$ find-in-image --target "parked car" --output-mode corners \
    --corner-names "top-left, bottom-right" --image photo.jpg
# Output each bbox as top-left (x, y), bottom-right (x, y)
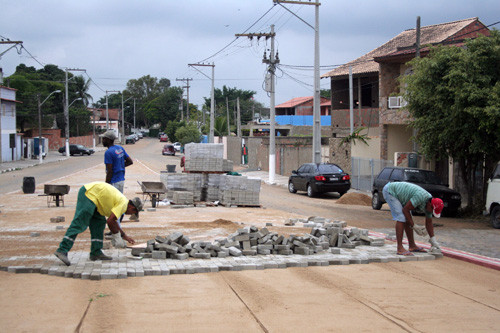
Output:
top-left (485, 161), bottom-right (500, 228)
top-left (288, 163), bottom-right (351, 198)
top-left (162, 144), bottom-right (176, 156)
top-left (58, 144), bottom-right (94, 156)
top-left (371, 166), bottom-right (461, 216)
top-left (125, 135), bottom-right (136, 144)
top-left (173, 142), bottom-right (181, 152)
top-left (160, 134), bottom-right (169, 142)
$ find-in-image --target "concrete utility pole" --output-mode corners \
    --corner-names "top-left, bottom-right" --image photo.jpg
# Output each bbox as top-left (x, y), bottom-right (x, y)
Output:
top-left (274, 0), bottom-right (321, 163)
top-left (236, 97), bottom-right (241, 137)
top-left (0, 40), bottom-right (23, 61)
top-left (226, 97), bottom-right (231, 136)
top-left (176, 78), bottom-right (192, 121)
top-left (121, 94), bottom-right (133, 144)
top-left (188, 63), bottom-right (215, 143)
top-left (349, 66), bottom-right (354, 134)
top-left (237, 25), bottom-right (278, 183)
top-left (105, 90), bottom-right (119, 130)
top-left (64, 68), bottom-right (85, 157)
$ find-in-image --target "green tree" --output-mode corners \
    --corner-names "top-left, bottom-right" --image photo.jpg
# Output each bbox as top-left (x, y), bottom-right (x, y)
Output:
top-left (175, 123), bottom-right (201, 145)
top-left (8, 64), bottom-right (65, 132)
top-left (165, 120), bottom-right (185, 143)
top-left (214, 116), bottom-right (228, 138)
top-left (403, 30), bottom-right (500, 213)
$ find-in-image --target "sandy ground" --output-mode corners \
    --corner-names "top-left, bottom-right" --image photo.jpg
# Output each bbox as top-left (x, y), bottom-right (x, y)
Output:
top-left (1, 139), bottom-right (499, 332)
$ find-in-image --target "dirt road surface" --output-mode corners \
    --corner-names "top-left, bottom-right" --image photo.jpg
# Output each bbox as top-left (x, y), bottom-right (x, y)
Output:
top-left (0, 138), bottom-right (499, 332)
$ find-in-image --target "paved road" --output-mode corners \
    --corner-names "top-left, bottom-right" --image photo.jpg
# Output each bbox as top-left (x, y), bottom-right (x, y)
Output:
top-left (1, 138), bottom-right (499, 260)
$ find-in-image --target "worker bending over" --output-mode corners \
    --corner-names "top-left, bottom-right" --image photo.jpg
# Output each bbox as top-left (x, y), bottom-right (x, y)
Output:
top-left (382, 181), bottom-right (444, 256)
top-left (54, 181), bottom-right (143, 266)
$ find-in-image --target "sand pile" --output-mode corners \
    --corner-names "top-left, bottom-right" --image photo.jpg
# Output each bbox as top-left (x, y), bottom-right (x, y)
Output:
top-left (336, 192), bottom-right (372, 206)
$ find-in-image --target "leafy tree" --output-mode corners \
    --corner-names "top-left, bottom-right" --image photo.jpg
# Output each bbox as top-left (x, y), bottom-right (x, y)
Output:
top-left (143, 86), bottom-right (184, 129)
top-left (8, 64), bottom-right (65, 132)
top-left (203, 85), bottom-right (265, 126)
top-left (165, 120), bottom-right (185, 143)
top-left (320, 89), bottom-right (331, 99)
top-left (175, 123), bottom-right (201, 145)
top-left (402, 30), bottom-right (500, 213)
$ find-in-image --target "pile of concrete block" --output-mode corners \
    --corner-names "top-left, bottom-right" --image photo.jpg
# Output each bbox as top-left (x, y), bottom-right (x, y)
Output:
top-left (184, 143), bottom-right (233, 172)
top-left (206, 174), bottom-right (222, 202)
top-left (161, 173), bottom-right (204, 202)
top-left (130, 218), bottom-right (385, 260)
top-left (170, 191), bottom-right (194, 205)
top-left (218, 175), bottom-right (260, 206)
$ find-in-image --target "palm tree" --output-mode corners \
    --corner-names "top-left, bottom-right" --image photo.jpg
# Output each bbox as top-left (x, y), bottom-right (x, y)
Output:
top-left (214, 116), bottom-right (228, 138)
top-left (73, 76), bottom-right (93, 106)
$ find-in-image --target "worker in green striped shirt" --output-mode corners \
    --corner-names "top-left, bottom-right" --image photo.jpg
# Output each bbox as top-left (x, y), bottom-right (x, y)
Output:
top-left (383, 182), bottom-right (444, 256)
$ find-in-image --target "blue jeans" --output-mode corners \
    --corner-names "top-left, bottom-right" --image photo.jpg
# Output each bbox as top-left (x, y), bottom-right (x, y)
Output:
top-left (383, 183), bottom-right (406, 222)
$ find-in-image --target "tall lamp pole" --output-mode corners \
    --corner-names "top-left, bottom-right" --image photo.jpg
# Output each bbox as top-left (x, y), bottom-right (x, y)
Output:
top-left (64, 68), bottom-right (85, 157)
top-left (38, 90), bottom-right (61, 164)
top-left (121, 94), bottom-right (133, 144)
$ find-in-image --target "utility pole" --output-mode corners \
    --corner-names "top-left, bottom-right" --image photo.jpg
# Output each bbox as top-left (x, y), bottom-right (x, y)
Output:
top-left (226, 97), bottom-right (231, 136)
top-left (105, 90), bottom-right (119, 130)
top-left (176, 78), bottom-right (192, 121)
top-left (0, 40), bottom-right (23, 63)
top-left (274, 0), bottom-right (321, 163)
top-left (188, 63), bottom-right (216, 143)
top-left (237, 25), bottom-right (278, 183)
top-left (64, 68), bottom-right (85, 157)
top-left (236, 97), bottom-right (241, 137)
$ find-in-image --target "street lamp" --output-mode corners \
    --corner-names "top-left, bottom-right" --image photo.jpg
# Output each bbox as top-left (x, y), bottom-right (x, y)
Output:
top-left (37, 90), bottom-right (61, 164)
top-left (64, 97), bottom-right (83, 157)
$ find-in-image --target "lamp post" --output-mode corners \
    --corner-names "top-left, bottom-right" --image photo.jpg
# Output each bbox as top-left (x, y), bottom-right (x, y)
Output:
top-left (37, 90), bottom-right (61, 164)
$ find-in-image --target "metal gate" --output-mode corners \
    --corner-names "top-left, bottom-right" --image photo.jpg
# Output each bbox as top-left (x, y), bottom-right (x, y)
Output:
top-left (351, 157), bottom-right (393, 192)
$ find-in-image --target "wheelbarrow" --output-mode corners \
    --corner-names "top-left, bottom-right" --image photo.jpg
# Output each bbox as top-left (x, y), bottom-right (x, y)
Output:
top-left (137, 181), bottom-right (166, 208)
top-left (40, 184), bottom-right (70, 207)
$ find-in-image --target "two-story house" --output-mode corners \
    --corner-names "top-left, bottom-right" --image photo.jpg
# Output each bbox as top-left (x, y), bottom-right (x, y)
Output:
top-left (0, 84), bottom-right (23, 162)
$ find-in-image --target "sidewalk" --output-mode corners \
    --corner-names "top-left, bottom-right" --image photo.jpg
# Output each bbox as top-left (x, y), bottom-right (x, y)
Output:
top-left (0, 147), bottom-right (106, 174)
top-left (0, 152), bottom-right (68, 174)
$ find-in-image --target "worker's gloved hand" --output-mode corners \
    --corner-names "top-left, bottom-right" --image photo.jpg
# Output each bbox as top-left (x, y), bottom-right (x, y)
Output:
top-left (412, 224), bottom-right (428, 237)
top-left (111, 233), bottom-right (126, 248)
top-left (429, 236), bottom-right (440, 249)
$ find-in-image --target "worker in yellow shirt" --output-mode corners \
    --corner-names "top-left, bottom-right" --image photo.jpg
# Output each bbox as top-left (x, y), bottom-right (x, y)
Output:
top-left (54, 182), bottom-right (143, 266)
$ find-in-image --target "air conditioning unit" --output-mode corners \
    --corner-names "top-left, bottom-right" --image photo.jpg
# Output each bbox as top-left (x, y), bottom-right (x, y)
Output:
top-left (388, 96), bottom-right (407, 109)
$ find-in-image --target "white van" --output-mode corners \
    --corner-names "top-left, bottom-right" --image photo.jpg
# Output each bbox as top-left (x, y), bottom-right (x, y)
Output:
top-left (485, 162), bottom-right (500, 228)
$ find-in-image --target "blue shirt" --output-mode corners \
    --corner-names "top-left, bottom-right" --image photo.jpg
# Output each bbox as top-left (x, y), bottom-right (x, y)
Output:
top-left (104, 145), bottom-right (129, 184)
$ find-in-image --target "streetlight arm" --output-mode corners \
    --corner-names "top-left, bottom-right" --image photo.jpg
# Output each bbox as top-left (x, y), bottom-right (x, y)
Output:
top-left (41, 90), bottom-right (61, 106)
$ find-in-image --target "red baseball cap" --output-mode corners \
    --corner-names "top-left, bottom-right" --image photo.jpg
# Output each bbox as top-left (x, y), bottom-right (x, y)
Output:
top-left (431, 198), bottom-right (444, 218)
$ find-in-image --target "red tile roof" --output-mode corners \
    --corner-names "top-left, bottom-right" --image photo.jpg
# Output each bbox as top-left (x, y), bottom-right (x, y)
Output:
top-left (322, 17), bottom-right (485, 79)
top-left (276, 96), bottom-right (313, 108)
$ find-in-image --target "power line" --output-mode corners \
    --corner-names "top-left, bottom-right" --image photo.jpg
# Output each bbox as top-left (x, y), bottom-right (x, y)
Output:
top-left (196, 4), bottom-right (278, 63)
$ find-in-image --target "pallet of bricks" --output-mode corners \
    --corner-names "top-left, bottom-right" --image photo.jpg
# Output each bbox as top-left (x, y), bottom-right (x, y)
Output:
top-left (160, 143), bottom-right (260, 206)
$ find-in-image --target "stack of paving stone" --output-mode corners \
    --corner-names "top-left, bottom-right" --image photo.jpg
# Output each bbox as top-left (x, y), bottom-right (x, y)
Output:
top-left (206, 174), bottom-right (222, 202)
top-left (184, 143), bottom-right (233, 172)
top-left (218, 175), bottom-right (260, 206)
top-left (130, 219), bottom-right (385, 260)
top-left (160, 173), bottom-right (204, 203)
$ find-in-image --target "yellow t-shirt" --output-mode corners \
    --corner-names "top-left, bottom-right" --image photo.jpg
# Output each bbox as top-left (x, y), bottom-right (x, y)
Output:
top-left (84, 182), bottom-right (128, 218)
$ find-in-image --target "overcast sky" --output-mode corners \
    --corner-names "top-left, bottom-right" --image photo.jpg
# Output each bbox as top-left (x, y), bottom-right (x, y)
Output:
top-left (1, 0), bottom-right (499, 109)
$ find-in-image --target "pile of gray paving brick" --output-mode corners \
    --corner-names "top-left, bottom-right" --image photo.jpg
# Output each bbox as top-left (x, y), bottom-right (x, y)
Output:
top-left (159, 143), bottom-right (260, 206)
top-left (184, 143), bottom-right (233, 172)
top-left (131, 217), bottom-right (385, 260)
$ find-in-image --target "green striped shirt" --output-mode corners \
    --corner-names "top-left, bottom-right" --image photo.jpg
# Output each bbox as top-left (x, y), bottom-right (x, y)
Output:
top-left (387, 182), bottom-right (432, 217)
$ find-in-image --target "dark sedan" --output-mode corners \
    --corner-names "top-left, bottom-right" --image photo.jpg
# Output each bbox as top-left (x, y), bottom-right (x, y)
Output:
top-left (288, 163), bottom-right (351, 197)
top-left (58, 144), bottom-right (94, 156)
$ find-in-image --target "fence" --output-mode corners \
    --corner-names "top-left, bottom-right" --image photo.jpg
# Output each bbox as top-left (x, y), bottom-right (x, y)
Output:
top-left (350, 157), bottom-right (393, 192)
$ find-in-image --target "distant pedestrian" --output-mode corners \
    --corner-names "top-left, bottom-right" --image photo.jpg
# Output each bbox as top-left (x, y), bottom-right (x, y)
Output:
top-left (101, 130), bottom-right (134, 224)
top-left (242, 144), bottom-right (248, 165)
top-left (54, 181), bottom-right (143, 266)
top-left (383, 182), bottom-right (444, 255)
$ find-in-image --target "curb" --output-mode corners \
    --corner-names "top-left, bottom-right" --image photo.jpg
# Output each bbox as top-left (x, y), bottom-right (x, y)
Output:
top-left (369, 230), bottom-right (500, 271)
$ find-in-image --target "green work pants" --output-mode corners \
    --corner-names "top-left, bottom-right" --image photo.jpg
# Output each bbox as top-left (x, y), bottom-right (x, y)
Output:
top-left (57, 186), bottom-right (107, 256)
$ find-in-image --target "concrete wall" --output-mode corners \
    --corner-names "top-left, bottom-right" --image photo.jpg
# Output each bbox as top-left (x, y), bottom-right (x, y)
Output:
top-left (226, 136), bottom-right (242, 165)
top-left (329, 138), bottom-right (351, 173)
top-left (247, 136), bottom-right (313, 176)
top-left (350, 127), bottom-right (381, 159)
